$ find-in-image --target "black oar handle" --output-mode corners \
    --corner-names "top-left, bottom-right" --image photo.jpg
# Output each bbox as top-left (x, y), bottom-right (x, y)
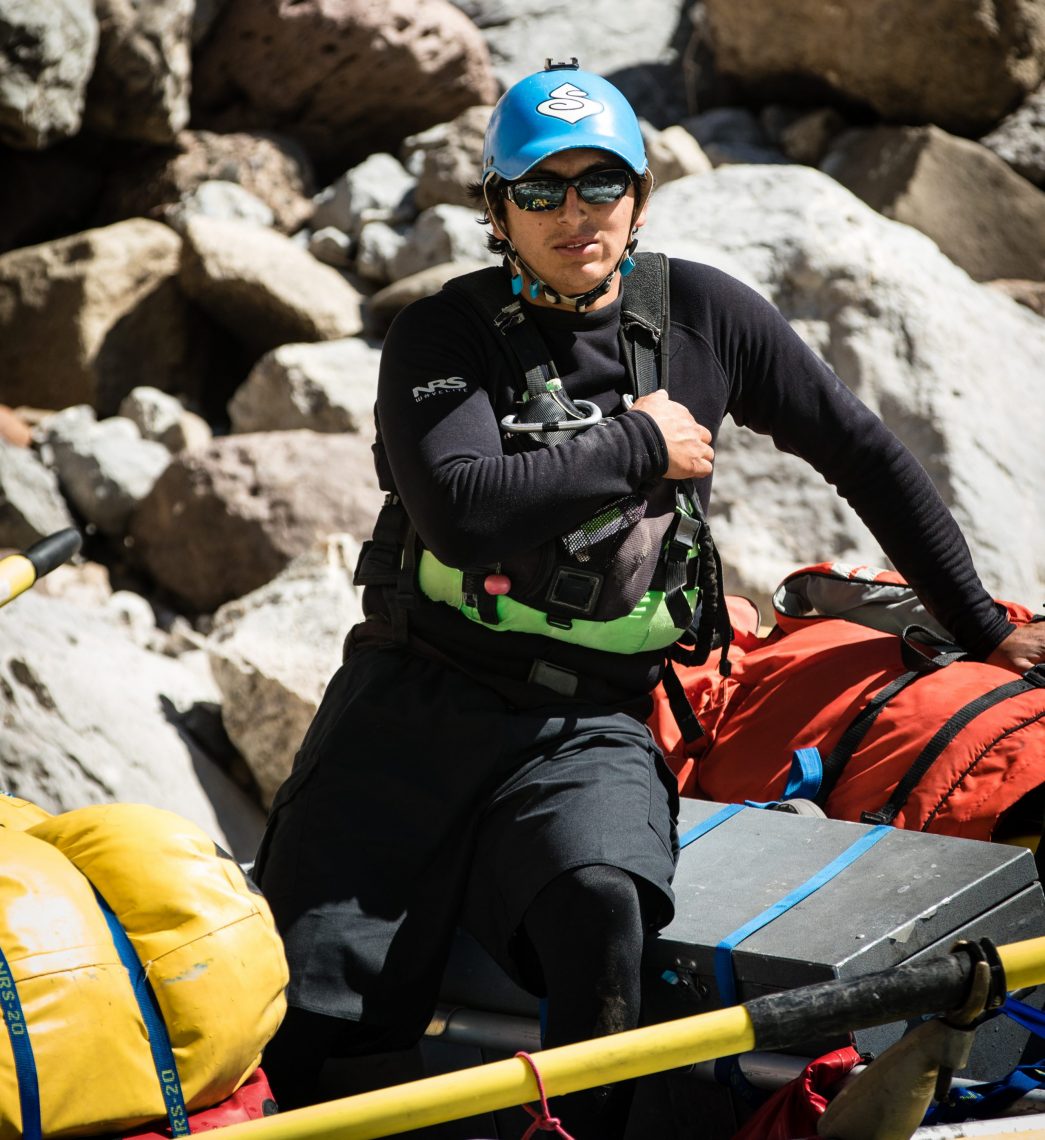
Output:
top-left (23, 528), bottom-right (83, 579)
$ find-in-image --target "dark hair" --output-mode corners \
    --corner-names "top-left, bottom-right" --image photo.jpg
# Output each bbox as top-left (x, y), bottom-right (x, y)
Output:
top-left (467, 176), bottom-right (510, 256)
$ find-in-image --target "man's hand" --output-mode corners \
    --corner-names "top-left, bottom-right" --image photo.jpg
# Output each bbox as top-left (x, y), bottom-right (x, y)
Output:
top-left (987, 623), bottom-right (1045, 673)
top-left (630, 390), bottom-right (715, 481)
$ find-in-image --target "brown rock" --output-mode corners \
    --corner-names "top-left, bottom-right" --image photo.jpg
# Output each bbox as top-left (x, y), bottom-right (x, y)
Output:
top-left (96, 129), bottom-right (315, 235)
top-left (704, 0), bottom-right (1045, 136)
top-left (84, 0), bottom-right (193, 144)
top-left (822, 125), bottom-right (1045, 282)
top-left (0, 219), bottom-right (204, 415)
top-left (130, 430), bottom-right (382, 612)
top-left (178, 215), bottom-right (365, 354)
top-left (403, 104), bottom-right (493, 210)
top-left (191, 0), bottom-right (498, 168)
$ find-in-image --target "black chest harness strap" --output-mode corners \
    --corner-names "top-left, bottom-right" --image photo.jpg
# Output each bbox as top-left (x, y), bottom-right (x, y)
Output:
top-left (356, 255), bottom-right (732, 740)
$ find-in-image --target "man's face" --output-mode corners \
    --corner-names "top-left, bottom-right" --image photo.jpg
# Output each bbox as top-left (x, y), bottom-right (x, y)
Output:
top-left (492, 147), bottom-right (648, 312)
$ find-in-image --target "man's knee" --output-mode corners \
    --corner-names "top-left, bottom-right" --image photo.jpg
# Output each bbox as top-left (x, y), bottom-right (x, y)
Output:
top-left (526, 864), bottom-right (646, 951)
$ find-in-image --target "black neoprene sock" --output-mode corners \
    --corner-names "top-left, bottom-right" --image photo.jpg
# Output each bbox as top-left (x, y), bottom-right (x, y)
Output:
top-left (520, 863), bottom-right (649, 1140)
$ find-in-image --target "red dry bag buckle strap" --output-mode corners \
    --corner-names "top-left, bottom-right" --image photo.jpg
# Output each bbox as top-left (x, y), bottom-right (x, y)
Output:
top-left (515, 1051), bottom-right (576, 1139)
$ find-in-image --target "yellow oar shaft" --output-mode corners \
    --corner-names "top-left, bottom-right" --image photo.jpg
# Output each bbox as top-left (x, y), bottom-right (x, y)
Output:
top-left (209, 934), bottom-right (1045, 1140)
top-left (211, 1005), bottom-right (755, 1140)
top-left (0, 553), bottom-right (36, 609)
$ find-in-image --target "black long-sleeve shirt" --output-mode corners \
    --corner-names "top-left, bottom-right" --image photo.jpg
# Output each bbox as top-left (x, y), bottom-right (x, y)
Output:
top-left (365, 258), bottom-right (1011, 701)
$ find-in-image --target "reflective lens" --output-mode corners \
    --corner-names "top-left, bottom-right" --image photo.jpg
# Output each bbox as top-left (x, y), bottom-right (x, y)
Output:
top-left (507, 169), bottom-right (632, 212)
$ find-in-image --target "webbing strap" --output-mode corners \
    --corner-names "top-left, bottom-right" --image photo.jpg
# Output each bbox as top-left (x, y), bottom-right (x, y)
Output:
top-left (714, 826), bottom-right (891, 1006)
top-left (0, 944), bottom-right (41, 1140)
top-left (862, 663), bottom-right (1045, 826)
top-left (94, 889), bottom-right (191, 1136)
top-left (679, 803), bottom-right (745, 849)
top-left (814, 641), bottom-right (964, 807)
top-left (746, 747), bottom-right (824, 808)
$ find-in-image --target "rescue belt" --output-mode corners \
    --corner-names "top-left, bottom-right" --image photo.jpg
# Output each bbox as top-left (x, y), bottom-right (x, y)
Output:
top-left (354, 253), bottom-right (732, 712)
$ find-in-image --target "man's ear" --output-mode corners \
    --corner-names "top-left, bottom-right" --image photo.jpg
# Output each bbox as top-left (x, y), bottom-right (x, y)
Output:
top-left (490, 207), bottom-right (510, 243)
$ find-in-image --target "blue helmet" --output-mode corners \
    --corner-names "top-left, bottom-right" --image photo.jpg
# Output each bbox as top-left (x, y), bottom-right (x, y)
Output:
top-left (483, 60), bottom-right (648, 183)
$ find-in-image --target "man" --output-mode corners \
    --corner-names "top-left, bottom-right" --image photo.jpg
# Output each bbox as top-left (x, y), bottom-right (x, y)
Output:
top-left (255, 61), bottom-right (1044, 1135)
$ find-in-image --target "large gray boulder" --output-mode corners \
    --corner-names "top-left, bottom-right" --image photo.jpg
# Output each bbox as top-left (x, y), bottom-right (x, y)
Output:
top-left (229, 338), bottom-right (383, 435)
top-left (0, 592), bottom-right (264, 861)
top-left (0, 0), bottom-right (99, 149)
top-left (191, 0), bottom-right (499, 167)
top-left (129, 430), bottom-right (382, 612)
top-left (641, 164), bottom-right (1045, 612)
top-left (0, 220), bottom-right (198, 416)
top-left (178, 216), bottom-right (365, 355)
top-left (454, 0), bottom-right (685, 95)
top-left (822, 125), bottom-right (1045, 283)
top-left (206, 541), bottom-right (364, 805)
top-left (703, 0), bottom-right (1045, 137)
top-left (35, 407), bottom-right (171, 538)
top-left (0, 440), bottom-right (75, 550)
top-left (84, 0), bottom-right (194, 144)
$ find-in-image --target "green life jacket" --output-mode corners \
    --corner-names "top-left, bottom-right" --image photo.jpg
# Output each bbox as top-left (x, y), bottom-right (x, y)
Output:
top-left (354, 254), bottom-right (732, 733)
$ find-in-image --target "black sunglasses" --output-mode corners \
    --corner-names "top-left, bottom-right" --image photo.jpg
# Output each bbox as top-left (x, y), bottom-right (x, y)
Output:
top-left (505, 168), bottom-right (633, 212)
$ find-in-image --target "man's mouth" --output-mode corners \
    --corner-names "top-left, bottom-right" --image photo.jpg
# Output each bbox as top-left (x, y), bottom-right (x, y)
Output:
top-left (556, 237), bottom-right (598, 252)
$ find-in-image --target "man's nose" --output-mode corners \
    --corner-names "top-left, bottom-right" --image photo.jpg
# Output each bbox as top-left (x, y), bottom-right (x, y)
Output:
top-left (557, 185), bottom-right (587, 220)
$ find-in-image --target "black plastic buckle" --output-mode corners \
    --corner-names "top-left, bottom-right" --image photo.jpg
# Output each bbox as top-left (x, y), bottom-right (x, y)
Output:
top-left (546, 567), bottom-right (603, 615)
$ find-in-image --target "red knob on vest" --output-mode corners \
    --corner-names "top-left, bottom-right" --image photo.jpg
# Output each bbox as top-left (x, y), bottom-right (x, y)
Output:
top-left (484, 574), bottom-right (511, 595)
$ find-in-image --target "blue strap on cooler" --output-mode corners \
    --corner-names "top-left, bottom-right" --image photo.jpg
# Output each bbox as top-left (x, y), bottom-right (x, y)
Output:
top-left (94, 889), bottom-right (191, 1136)
top-left (679, 802), bottom-right (746, 849)
top-left (0, 944), bottom-right (42, 1140)
top-left (714, 824), bottom-right (891, 1005)
top-left (745, 747), bottom-right (824, 808)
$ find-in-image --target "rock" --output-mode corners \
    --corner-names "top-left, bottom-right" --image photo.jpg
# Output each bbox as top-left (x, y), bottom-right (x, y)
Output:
top-left (987, 279), bottom-right (1045, 318)
top-left (312, 153), bottom-right (416, 240)
top-left (117, 387), bottom-right (213, 453)
top-left (641, 163), bottom-right (1045, 612)
top-left (703, 0), bottom-right (1045, 137)
top-left (389, 204), bottom-right (498, 281)
top-left (681, 107), bottom-right (787, 167)
top-left (355, 221), bottom-right (411, 285)
top-left (164, 180), bottom-right (276, 233)
top-left (129, 430), bottom-right (382, 612)
top-left (0, 591), bottom-right (264, 860)
top-left (228, 338), bottom-right (382, 434)
top-left (0, 219), bottom-right (200, 416)
top-left (205, 538), bottom-right (364, 804)
top-left (642, 123), bottom-right (713, 185)
top-left (401, 104), bottom-right (492, 210)
top-left (981, 84), bottom-right (1045, 188)
top-left (0, 439), bottom-right (75, 550)
top-left (97, 129), bottom-right (316, 235)
top-left (35, 406), bottom-right (171, 538)
top-left (308, 226), bottom-right (353, 268)
top-left (0, 0), bottom-right (99, 149)
top-left (779, 107), bottom-right (848, 166)
top-left (178, 215), bottom-right (365, 355)
top-left (367, 258), bottom-right (491, 329)
top-left (191, 0), bottom-right (498, 168)
top-left (454, 0), bottom-right (685, 111)
top-left (84, 0), bottom-right (193, 144)
top-left (28, 558), bottom-right (111, 608)
top-left (822, 125), bottom-right (1045, 283)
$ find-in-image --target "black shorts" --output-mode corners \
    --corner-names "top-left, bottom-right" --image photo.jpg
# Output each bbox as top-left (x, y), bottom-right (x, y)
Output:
top-left (254, 644), bottom-right (678, 1046)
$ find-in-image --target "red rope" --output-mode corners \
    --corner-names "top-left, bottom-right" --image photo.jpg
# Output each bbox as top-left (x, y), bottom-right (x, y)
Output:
top-left (515, 1051), bottom-right (576, 1139)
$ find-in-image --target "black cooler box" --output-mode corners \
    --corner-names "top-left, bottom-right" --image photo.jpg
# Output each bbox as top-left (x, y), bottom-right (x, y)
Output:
top-left (437, 799), bottom-right (1045, 1082)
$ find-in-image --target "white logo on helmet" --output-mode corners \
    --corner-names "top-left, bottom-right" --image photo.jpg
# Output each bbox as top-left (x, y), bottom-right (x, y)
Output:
top-left (536, 84), bottom-right (604, 124)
